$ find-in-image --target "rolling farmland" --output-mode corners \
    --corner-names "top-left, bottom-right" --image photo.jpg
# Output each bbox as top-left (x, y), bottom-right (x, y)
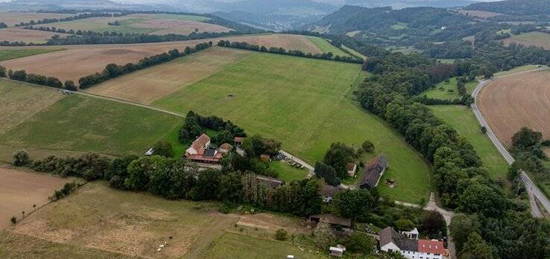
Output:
top-left (478, 70), bottom-right (550, 146)
top-left (503, 32), bottom-right (550, 50)
top-left (0, 12), bottom-right (71, 26)
top-left (0, 34), bottom-right (334, 82)
top-left (0, 28), bottom-right (66, 43)
top-left (152, 50), bottom-right (431, 203)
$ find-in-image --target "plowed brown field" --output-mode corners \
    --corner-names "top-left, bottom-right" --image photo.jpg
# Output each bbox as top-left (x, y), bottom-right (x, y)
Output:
top-left (0, 28), bottom-right (65, 43)
top-left (0, 34), bottom-right (323, 82)
top-left (0, 167), bottom-right (72, 229)
top-left (478, 70), bottom-right (550, 146)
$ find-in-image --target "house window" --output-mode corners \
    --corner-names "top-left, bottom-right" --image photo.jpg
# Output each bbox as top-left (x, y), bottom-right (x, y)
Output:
top-left (388, 249), bottom-right (393, 252)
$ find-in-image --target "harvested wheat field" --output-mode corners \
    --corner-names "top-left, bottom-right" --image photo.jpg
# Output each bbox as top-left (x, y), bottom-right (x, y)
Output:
top-left (503, 32), bottom-right (550, 50)
top-left (0, 12), bottom-right (71, 26)
top-left (0, 34), bottom-right (324, 82)
top-left (0, 28), bottom-right (65, 43)
top-left (87, 47), bottom-right (250, 104)
top-left (46, 13), bottom-right (231, 35)
top-left (0, 167), bottom-right (72, 230)
top-left (478, 70), bottom-right (550, 146)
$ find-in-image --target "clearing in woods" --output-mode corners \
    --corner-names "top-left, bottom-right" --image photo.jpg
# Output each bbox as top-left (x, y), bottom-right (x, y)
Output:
top-left (0, 28), bottom-right (66, 43)
top-left (503, 32), bottom-right (550, 50)
top-left (0, 167), bottom-right (73, 230)
top-left (86, 47), bottom-right (251, 104)
top-left (45, 13), bottom-right (231, 35)
top-left (1, 182), bottom-right (320, 258)
top-left (0, 90), bottom-right (181, 157)
top-left (153, 50), bottom-right (431, 203)
top-left (422, 77), bottom-right (477, 100)
top-left (478, 70), bottom-right (550, 146)
top-left (430, 105), bottom-right (509, 180)
top-left (0, 34), bottom-right (328, 82)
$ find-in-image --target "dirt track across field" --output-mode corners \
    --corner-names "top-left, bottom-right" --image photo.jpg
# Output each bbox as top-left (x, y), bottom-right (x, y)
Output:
top-left (0, 34), bottom-right (323, 82)
top-left (0, 167), bottom-right (71, 230)
top-left (478, 70), bottom-right (550, 146)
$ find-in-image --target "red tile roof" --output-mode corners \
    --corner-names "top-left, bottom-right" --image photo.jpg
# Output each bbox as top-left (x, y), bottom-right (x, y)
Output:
top-left (417, 239), bottom-right (446, 255)
top-left (191, 134), bottom-right (210, 155)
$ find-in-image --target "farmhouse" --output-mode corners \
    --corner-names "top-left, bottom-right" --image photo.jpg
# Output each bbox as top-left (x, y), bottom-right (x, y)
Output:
top-left (360, 156), bottom-right (388, 189)
top-left (185, 134), bottom-right (231, 164)
top-left (379, 227), bottom-right (447, 259)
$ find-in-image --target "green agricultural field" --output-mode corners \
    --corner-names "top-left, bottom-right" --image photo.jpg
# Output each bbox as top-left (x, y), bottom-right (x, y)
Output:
top-left (270, 161), bottom-right (309, 182)
top-left (422, 77), bottom-right (477, 100)
top-left (504, 31), bottom-right (550, 50)
top-left (203, 232), bottom-right (326, 259)
top-left (494, 64), bottom-right (545, 77)
top-left (154, 51), bottom-right (431, 203)
top-left (0, 48), bottom-right (64, 61)
top-left (307, 36), bottom-right (351, 57)
top-left (0, 94), bottom-right (181, 156)
top-left (430, 105), bottom-right (509, 180)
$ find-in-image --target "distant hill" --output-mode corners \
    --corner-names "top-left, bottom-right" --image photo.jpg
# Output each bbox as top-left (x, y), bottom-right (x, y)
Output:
top-left (307, 5), bottom-right (472, 35)
top-left (344, 0), bottom-right (477, 9)
top-left (464, 0), bottom-right (550, 16)
top-left (0, 0), bottom-right (169, 11)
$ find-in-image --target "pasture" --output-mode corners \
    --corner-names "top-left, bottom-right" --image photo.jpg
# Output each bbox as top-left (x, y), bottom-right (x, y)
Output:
top-left (0, 93), bottom-right (181, 157)
top-left (0, 12), bottom-right (71, 26)
top-left (87, 47), bottom-right (251, 104)
top-left (0, 167), bottom-right (72, 230)
top-left (307, 36), bottom-right (350, 57)
top-left (0, 34), bottom-right (329, 82)
top-left (422, 77), bottom-right (476, 100)
top-left (478, 70), bottom-right (550, 146)
top-left (0, 28), bottom-right (64, 43)
top-left (2, 182), bottom-right (319, 258)
top-left (430, 105), bottom-right (509, 180)
top-left (503, 32), bottom-right (550, 50)
top-left (153, 50), bottom-right (431, 203)
top-left (46, 13), bottom-right (231, 35)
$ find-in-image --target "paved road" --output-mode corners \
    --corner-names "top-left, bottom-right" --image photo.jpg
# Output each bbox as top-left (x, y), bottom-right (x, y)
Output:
top-left (470, 70), bottom-right (550, 217)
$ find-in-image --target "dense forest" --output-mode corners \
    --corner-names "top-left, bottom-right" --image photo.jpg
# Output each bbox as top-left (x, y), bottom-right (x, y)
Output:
top-left (465, 0), bottom-right (550, 16)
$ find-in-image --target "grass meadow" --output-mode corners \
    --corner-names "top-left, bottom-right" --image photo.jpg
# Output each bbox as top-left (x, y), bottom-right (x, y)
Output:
top-left (307, 36), bottom-right (350, 57)
top-left (0, 94), bottom-right (181, 157)
top-left (154, 51), bottom-right (431, 203)
top-left (430, 105), bottom-right (509, 180)
top-left (1, 182), bottom-right (320, 258)
top-left (0, 48), bottom-right (64, 61)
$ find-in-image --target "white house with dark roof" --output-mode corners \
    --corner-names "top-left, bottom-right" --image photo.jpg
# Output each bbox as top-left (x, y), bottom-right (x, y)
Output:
top-left (379, 227), bottom-right (447, 259)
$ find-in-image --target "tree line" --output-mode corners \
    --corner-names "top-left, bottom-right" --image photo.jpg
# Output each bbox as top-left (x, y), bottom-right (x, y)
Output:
top-left (79, 42), bottom-right (212, 89)
top-left (217, 40), bottom-right (363, 64)
top-left (358, 46), bottom-right (550, 258)
top-left (179, 111), bottom-right (246, 145)
top-left (0, 65), bottom-right (74, 90)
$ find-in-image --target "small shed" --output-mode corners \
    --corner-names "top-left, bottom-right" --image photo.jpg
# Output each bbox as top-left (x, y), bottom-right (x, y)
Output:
top-left (145, 148), bottom-right (154, 156)
top-left (234, 136), bottom-right (245, 146)
top-left (329, 245), bottom-right (346, 257)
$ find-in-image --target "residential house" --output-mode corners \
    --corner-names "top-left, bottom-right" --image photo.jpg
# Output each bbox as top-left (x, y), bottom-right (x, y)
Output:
top-left (185, 134), bottom-right (227, 164)
top-left (359, 155), bottom-right (388, 189)
top-left (379, 227), bottom-right (447, 259)
top-left (319, 184), bottom-right (344, 203)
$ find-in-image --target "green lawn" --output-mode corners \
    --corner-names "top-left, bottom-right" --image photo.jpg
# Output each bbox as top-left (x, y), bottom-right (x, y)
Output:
top-left (430, 105), bottom-right (509, 180)
top-left (0, 94), bottom-right (181, 156)
top-left (0, 48), bottom-right (64, 61)
top-left (270, 161), bottom-right (309, 182)
top-left (422, 77), bottom-right (477, 100)
top-left (307, 36), bottom-right (351, 57)
top-left (203, 232), bottom-right (325, 259)
top-left (154, 51), bottom-right (431, 203)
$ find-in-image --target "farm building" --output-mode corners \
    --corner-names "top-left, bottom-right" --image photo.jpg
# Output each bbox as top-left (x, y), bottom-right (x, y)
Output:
top-left (379, 227), bottom-right (447, 259)
top-left (185, 134), bottom-right (231, 164)
top-left (359, 156), bottom-right (388, 189)
top-left (320, 184), bottom-right (345, 202)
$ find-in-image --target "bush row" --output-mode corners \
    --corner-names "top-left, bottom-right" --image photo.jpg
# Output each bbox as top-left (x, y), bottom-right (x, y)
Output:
top-left (0, 65), bottom-right (76, 90)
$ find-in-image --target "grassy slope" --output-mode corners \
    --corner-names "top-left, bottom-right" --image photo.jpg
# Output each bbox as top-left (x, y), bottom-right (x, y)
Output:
top-left (154, 52), bottom-right (431, 203)
top-left (0, 48), bottom-right (64, 62)
top-left (0, 231), bottom-right (132, 259)
top-left (494, 64), bottom-right (545, 77)
top-left (0, 94), bottom-right (181, 156)
top-left (505, 32), bottom-right (550, 50)
top-left (204, 232), bottom-right (326, 259)
top-left (422, 77), bottom-right (477, 100)
top-left (430, 105), bottom-right (509, 180)
top-left (307, 36), bottom-right (350, 57)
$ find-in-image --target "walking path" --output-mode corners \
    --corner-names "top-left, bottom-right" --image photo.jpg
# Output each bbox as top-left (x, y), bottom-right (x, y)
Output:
top-left (470, 68), bottom-right (550, 218)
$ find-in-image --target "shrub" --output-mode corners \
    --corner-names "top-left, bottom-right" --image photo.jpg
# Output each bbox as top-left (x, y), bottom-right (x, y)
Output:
top-left (275, 228), bottom-right (288, 241)
top-left (362, 140), bottom-right (375, 153)
top-left (12, 150), bottom-right (31, 166)
top-left (10, 216), bottom-right (16, 225)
